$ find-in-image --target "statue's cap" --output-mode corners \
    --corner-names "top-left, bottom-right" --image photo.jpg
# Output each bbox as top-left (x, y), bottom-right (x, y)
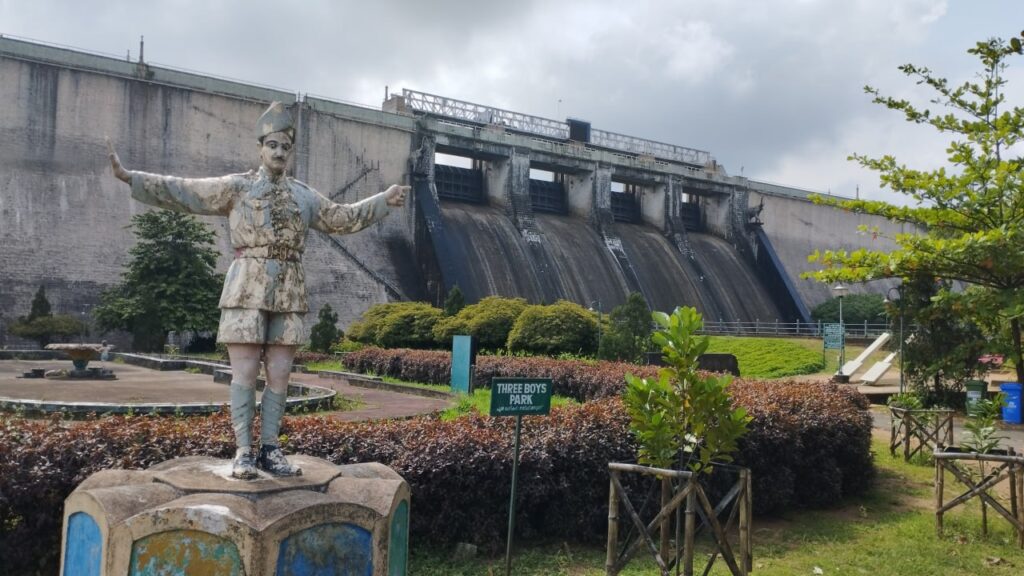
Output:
top-left (256, 101), bottom-right (294, 141)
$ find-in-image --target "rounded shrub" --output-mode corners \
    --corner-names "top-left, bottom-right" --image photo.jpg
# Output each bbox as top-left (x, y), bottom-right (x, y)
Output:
top-left (376, 302), bottom-right (444, 349)
top-left (347, 302), bottom-right (443, 349)
top-left (432, 296), bottom-right (527, 350)
top-left (506, 300), bottom-right (598, 356)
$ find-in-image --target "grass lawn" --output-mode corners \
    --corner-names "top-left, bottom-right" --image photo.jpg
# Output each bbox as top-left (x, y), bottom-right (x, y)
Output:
top-left (706, 336), bottom-right (826, 379)
top-left (408, 436), bottom-right (1024, 575)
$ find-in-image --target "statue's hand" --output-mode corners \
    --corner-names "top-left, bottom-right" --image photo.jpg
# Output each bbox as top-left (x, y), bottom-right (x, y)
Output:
top-left (384, 184), bottom-right (411, 207)
top-left (106, 138), bottom-right (130, 184)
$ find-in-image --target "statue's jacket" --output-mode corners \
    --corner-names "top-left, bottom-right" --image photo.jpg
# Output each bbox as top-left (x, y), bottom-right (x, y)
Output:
top-left (129, 166), bottom-right (391, 314)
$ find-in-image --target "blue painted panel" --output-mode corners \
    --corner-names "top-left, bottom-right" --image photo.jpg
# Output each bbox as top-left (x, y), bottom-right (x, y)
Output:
top-left (129, 530), bottom-right (242, 575)
top-left (64, 512), bottom-right (102, 576)
top-left (451, 335), bottom-right (473, 394)
top-left (276, 523), bottom-right (373, 576)
top-left (388, 500), bottom-right (409, 576)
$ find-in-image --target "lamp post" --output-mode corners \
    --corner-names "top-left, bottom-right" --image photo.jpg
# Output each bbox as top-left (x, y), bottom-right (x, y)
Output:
top-left (885, 285), bottom-right (905, 394)
top-left (588, 300), bottom-right (602, 352)
top-left (832, 283), bottom-right (849, 376)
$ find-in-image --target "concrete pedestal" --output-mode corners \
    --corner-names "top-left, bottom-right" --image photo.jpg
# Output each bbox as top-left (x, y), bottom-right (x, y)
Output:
top-left (59, 455), bottom-right (410, 575)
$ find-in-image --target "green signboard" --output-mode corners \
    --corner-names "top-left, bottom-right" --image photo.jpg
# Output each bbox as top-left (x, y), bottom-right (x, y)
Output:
top-left (490, 378), bottom-right (552, 417)
top-left (823, 323), bottom-right (844, 350)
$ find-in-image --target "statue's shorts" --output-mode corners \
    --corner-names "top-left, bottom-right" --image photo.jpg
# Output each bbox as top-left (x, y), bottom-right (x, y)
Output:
top-left (217, 308), bottom-right (305, 346)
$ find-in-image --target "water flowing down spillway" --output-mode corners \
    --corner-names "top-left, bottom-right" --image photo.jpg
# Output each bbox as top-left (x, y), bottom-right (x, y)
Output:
top-left (614, 223), bottom-right (783, 321)
top-left (435, 201), bottom-right (782, 321)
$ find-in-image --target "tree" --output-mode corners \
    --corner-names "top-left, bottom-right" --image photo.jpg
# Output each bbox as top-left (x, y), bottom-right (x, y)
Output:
top-left (94, 211), bottom-right (223, 352)
top-left (309, 304), bottom-right (341, 353)
top-left (811, 293), bottom-right (885, 325)
top-left (28, 286), bottom-right (51, 320)
top-left (897, 275), bottom-right (988, 407)
top-left (443, 285), bottom-right (466, 317)
top-left (598, 292), bottom-right (652, 363)
top-left (8, 285), bottom-right (84, 348)
top-left (808, 35), bottom-right (1024, 384)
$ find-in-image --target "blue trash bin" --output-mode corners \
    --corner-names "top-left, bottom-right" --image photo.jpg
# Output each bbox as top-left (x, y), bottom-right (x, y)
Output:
top-left (1000, 383), bottom-right (1022, 424)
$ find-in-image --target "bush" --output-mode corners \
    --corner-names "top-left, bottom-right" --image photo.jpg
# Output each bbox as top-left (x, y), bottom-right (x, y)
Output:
top-left (0, 378), bottom-right (872, 572)
top-left (9, 314), bottom-right (86, 348)
top-left (342, 346), bottom-right (653, 401)
top-left (730, 379), bottom-right (875, 511)
top-left (347, 302), bottom-right (444, 349)
top-left (506, 300), bottom-right (598, 356)
top-left (432, 296), bottom-right (528, 350)
top-left (376, 302), bottom-right (444, 349)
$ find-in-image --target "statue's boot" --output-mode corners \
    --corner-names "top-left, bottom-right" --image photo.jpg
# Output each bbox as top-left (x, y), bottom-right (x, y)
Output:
top-left (230, 382), bottom-right (258, 480)
top-left (258, 388), bottom-right (302, 476)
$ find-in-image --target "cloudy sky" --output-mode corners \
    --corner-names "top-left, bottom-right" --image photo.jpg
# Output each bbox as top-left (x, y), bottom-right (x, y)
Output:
top-left (2, 0), bottom-right (1021, 202)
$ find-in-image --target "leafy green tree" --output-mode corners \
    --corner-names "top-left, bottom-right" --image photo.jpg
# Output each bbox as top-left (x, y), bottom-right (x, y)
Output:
top-left (811, 293), bottom-right (885, 325)
top-left (95, 211), bottom-right (222, 352)
top-left (309, 304), bottom-right (341, 353)
top-left (808, 35), bottom-right (1024, 384)
top-left (898, 275), bottom-right (988, 407)
top-left (9, 285), bottom-right (84, 347)
top-left (506, 300), bottom-right (598, 356)
top-left (598, 292), bottom-right (652, 363)
top-left (443, 285), bottom-right (466, 317)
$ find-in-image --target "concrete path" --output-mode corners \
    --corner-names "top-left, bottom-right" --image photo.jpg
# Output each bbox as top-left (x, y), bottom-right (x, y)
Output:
top-left (871, 406), bottom-right (1024, 453)
top-left (288, 371), bottom-right (451, 422)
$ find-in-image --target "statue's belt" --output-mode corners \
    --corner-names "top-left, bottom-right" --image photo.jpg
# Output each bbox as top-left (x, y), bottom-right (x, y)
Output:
top-left (235, 246), bottom-right (302, 262)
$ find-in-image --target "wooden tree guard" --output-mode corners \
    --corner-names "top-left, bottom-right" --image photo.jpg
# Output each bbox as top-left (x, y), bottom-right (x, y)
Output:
top-left (606, 462), bottom-right (752, 576)
top-left (934, 446), bottom-right (1024, 548)
top-left (889, 406), bottom-right (954, 461)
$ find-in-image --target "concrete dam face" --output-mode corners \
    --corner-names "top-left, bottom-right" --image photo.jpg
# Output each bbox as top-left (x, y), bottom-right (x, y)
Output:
top-left (435, 198), bottom-right (781, 320)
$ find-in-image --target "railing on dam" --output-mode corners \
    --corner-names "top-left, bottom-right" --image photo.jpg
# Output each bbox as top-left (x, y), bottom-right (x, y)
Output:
top-left (698, 320), bottom-right (891, 339)
top-left (402, 89), bottom-right (711, 166)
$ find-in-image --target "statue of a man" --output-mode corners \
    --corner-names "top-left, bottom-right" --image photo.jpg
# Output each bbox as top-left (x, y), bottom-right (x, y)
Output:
top-left (107, 102), bottom-right (408, 479)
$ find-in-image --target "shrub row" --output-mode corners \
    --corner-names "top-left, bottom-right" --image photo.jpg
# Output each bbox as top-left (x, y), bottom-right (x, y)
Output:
top-left (347, 297), bottom-right (602, 355)
top-left (341, 346), bottom-right (657, 401)
top-left (0, 380), bottom-right (873, 573)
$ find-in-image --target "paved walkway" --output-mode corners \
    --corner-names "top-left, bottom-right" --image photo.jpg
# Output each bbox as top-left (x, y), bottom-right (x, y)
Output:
top-left (871, 406), bottom-right (1024, 452)
top-left (0, 360), bottom-right (451, 421)
top-left (288, 372), bottom-right (451, 421)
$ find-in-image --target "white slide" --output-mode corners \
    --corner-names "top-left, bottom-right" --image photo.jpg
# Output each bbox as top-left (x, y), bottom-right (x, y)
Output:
top-left (840, 332), bottom-right (891, 378)
top-left (860, 352), bottom-right (896, 385)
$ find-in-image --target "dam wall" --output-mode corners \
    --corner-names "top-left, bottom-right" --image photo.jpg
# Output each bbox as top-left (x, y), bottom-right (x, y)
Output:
top-left (748, 182), bottom-right (906, 310)
top-left (0, 37), bottom-right (417, 347)
top-left (1, 36), bottom-right (909, 347)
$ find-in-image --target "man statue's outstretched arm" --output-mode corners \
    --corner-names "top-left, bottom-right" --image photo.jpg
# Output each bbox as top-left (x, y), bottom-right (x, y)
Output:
top-left (312, 184), bottom-right (409, 235)
top-left (107, 138), bottom-right (238, 216)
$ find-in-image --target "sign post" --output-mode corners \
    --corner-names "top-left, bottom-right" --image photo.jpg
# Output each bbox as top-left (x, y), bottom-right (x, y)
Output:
top-left (490, 377), bottom-right (552, 576)
top-left (451, 335), bottom-right (474, 394)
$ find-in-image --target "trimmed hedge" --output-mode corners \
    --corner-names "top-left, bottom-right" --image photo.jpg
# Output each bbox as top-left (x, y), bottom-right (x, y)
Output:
top-left (342, 346), bottom-right (654, 401)
top-left (0, 384), bottom-right (873, 573)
